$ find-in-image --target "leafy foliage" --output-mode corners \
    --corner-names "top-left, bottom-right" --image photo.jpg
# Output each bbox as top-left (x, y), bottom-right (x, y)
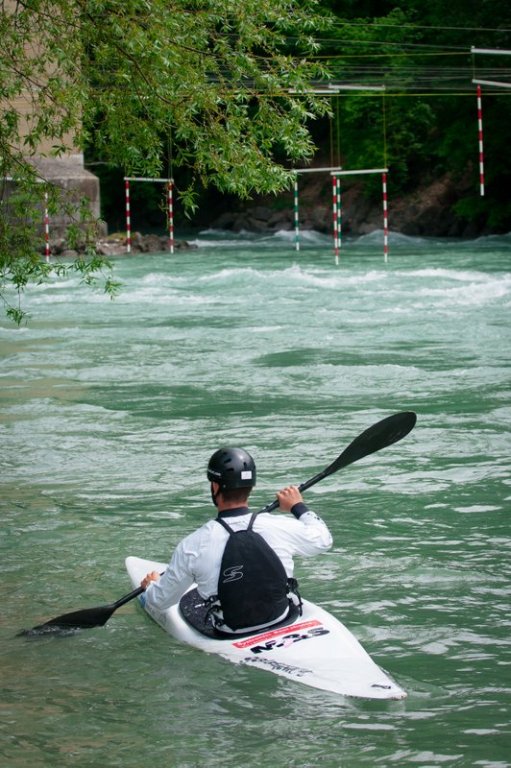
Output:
top-left (318, 1), bottom-right (511, 219)
top-left (1, 0), bottom-right (333, 322)
top-left (82, 0), bottom-right (335, 191)
top-left (1, 0), bottom-right (511, 324)
top-left (0, 168), bottom-right (120, 324)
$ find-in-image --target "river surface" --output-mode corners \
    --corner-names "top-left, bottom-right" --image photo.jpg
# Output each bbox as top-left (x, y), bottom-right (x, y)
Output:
top-left (1, 231), bottom-right (510, 767)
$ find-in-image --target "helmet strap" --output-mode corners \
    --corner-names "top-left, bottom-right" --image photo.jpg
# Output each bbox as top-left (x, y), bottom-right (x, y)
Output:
top-left (210, 482), bottom-right (220, 507)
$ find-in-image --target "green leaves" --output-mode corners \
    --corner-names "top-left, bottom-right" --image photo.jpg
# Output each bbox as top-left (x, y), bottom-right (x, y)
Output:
top-left (83, 0), bottom-right (332, 180)
top-left (3, 0), bottom-right (333, 189)
top-left (1, 0), bottom-right (334, 322)
top-left (0, 178), bottom-right (118, 326)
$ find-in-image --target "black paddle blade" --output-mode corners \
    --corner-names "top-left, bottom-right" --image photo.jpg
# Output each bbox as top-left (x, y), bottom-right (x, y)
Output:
top-left (299, 411), bottom-right (417, 494)
top-left (18, 604), bottom-right (117, 637)
top-left (328, 410), bottom-right (417, 474)
top-left (19, 583), bottom-right (147, 636)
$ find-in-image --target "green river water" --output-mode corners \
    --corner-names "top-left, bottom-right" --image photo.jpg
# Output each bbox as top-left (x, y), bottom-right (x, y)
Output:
top-left (1, 231), bottom-right (510, 767)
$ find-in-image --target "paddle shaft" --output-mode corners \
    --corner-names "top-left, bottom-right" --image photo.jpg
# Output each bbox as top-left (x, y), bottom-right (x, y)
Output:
top-left (113, 585), bottom-right (145, 609)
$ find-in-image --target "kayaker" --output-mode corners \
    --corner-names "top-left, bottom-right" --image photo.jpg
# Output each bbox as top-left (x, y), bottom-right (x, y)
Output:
top-left (141, 447), bottom-right (332, 634)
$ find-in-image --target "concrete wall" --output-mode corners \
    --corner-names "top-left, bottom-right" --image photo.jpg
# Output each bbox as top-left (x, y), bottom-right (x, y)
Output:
top-left (4, 1), bottom-right (103, 236)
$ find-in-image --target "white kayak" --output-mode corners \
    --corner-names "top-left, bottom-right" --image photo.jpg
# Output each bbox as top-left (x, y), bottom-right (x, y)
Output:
top-left (126, 556), bottom-right (406, 700)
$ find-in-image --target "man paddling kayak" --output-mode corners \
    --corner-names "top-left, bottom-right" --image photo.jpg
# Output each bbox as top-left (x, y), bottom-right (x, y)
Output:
top-left (141, 447), bottom-right (332, 634)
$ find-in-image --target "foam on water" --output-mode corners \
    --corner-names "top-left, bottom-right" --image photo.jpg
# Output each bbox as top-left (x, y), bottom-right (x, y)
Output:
top-left (1, 233), bottom-right (510, 768)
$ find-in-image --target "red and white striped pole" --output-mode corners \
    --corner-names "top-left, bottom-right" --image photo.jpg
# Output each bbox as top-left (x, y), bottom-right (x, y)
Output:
top-left (125, 179), bottom-right (131, 253)
top-left (476, 85), bottom-right (485, 197)
top-left (337, 176), bottom-right (342, 263)
top-left (382, 172), bottom-right (389, 263)
top-left (332, 175), bottom-right (339, 264)
top-left (43, 191), bottom-right (50, 262)
top-left (293, 177), bottom-right (300, 252)
top-left (167, 179), bottom-right (174, 254)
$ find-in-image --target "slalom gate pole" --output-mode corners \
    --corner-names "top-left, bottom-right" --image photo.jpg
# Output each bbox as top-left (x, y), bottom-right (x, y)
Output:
top-left (168, 180), bottom-right (174, 254)
top-left (332, 175), bottom-right (339, 264)
top-left (293, 177), bottom-right (300, 252)
top-left (43, 192), bottom-right (50, 262)
top-left (125, 179), bottom-right (131, 253)
top-left (476, 85), bottom-right (485, 197)
top-left (382, 172), bottom-right (389, 263)
top-left (337, 176), bottom-right (342, 264)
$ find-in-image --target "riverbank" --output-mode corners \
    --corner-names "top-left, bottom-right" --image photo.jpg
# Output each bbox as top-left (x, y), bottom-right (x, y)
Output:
top-left (43, 231), bottom-right (197, 258)
top-left (208, 169), bottom-right (484, 239)
top-left (41, 167), bottom-right (500, 257)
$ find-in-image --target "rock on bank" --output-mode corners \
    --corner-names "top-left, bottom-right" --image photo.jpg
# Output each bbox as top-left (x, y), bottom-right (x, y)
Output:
top-left (44, 232), bottom-right (196, 258)
top-left (208, 171), bottom-right (484, 239)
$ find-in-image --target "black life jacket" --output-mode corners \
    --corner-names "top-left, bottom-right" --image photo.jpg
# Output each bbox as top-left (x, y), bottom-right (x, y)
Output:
top-left (215, 511), bottom-right (290, 631)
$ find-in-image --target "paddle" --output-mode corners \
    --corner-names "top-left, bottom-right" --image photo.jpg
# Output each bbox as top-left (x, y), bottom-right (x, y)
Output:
top-left (259, 410), bottom-right (417, 514)
top-left (22, 410), bottom-right (416, 635)
top-left (20, 581), bottom-right (160, 635)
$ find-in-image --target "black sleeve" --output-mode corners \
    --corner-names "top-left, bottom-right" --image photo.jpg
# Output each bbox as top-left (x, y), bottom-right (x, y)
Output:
top-left (290, 502), bottom-right (309, 519)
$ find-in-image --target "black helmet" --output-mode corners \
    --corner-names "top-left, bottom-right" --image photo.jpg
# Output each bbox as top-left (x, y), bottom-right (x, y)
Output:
top-left (207, 447), bottom-right (256, 490)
